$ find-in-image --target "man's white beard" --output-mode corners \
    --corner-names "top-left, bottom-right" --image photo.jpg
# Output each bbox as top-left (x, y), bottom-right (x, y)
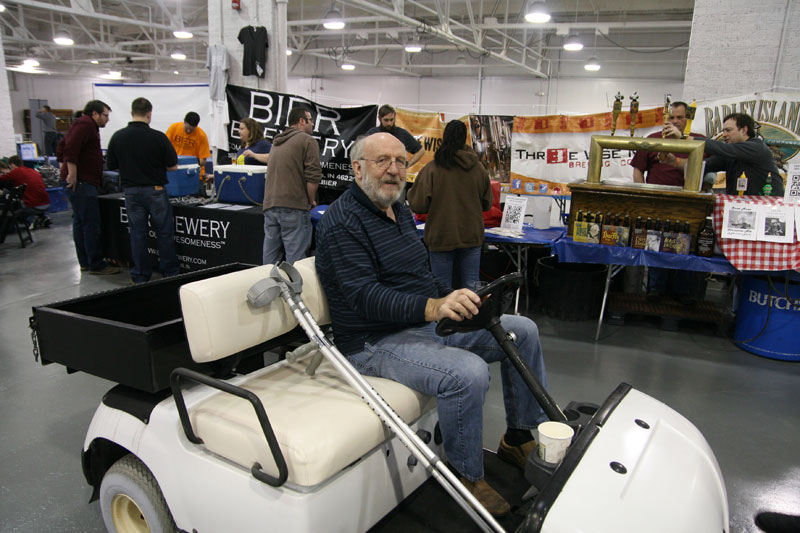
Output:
top-left (359, 168), bottom-right (403, 209)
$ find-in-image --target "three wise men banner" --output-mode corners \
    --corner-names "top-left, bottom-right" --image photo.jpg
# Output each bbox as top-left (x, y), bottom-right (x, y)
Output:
top-left (509, 107), bottom-right (664, 196)
top-left (693, 91), bottom-right (800, 177)
top-left (394, 108), bottom-right (445, 182)
top-left (225, 84), bottom-right (377, 198)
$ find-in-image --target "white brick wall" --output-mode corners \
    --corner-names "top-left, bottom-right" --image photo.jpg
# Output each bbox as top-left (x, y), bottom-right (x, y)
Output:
top-left (0, 35), bottom-right (20, 155)
top-left (684, 0), bottom-right (797, 100)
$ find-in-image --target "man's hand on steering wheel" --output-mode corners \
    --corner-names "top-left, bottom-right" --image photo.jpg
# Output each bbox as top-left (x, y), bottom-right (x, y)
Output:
top-left (425, 289), bottom-right (481, 322)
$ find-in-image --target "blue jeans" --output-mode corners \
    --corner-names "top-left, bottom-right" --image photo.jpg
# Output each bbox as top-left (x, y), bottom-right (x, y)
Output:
top-left (429, 246), bottom-right (482, 289)
top-left (346, 315), bottom-right (548, 481)
top-left (123, 186), bottom-right (180, 283)
top-left (262, 207), bottom-right (312, 265)
top-left (65, 181), bottom-right (106, 271)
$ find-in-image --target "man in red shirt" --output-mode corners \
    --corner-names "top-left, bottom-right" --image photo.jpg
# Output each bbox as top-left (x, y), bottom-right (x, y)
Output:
top-left (60, 100), bottom-right (119, 274)
top-left (2, 155), bottom-right (51, 228)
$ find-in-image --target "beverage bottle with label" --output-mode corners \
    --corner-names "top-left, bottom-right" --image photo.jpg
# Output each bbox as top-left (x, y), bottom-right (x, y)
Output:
top-left (696, 216), bottom-right (715, 257)
top-left (761, 172), bottom-right (774, 196)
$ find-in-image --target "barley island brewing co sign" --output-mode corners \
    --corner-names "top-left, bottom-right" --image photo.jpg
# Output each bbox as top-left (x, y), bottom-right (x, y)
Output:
top-left (226, 85), bottom-right (378, 199)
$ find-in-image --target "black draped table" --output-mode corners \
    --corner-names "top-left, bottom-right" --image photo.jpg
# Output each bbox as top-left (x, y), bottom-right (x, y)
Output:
top-left (99, 194), bottom-right (264, 272)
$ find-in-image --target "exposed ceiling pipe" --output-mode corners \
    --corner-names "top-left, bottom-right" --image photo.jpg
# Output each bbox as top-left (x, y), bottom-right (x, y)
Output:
top-left (338, 0), bottom-right (547, 77)
top-left (2, 0), bottom-right (208, 35)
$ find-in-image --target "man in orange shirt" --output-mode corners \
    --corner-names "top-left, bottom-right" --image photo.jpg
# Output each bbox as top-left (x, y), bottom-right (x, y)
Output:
top-left (165, 112), bottom-right (211, 181)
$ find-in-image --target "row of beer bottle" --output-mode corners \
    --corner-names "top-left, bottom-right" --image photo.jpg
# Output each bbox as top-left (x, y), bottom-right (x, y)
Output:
top-left (573, 210), bottom-right (706, 254)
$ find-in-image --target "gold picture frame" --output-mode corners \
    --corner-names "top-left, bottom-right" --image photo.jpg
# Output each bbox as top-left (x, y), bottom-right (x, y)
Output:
top-left (586, 135), bottom-right (706, 191)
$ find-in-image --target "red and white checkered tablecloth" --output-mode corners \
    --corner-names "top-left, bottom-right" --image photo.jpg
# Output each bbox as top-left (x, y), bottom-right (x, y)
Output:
top-left (712, 194), bottom-right (799, 271)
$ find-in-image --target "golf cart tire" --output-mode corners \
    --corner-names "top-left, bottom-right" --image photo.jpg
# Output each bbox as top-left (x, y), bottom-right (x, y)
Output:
top-left (100, 454), bottom-right (176, 533)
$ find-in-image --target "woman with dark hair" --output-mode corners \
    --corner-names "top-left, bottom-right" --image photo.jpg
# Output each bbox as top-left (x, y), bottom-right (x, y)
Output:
top-left (235, 117), bottom-right (271, 165)
top-left (407, 119), bottom-right (493, 289)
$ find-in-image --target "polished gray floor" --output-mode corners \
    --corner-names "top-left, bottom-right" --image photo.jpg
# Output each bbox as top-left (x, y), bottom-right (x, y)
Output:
top-left (1, 212), bottom-right (799, 532)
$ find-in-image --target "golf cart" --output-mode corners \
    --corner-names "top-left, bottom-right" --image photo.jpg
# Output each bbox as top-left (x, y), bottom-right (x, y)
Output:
top-left (29, 258), bottom-right (729, 532)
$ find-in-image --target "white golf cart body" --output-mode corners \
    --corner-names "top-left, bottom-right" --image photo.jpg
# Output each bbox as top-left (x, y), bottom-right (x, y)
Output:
top-left (32, 257), bottom-right (728, 532)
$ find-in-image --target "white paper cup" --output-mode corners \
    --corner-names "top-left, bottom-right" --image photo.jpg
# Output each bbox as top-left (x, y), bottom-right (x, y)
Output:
top-left (537, 421), bottom-right (574, 464)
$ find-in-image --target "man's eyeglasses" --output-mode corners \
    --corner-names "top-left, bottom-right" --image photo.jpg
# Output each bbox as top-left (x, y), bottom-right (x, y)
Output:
top-left (363, 157), bottom-right (408, 170)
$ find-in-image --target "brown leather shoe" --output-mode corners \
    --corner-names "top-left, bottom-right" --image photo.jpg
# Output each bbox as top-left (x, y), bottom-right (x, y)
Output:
top-left (497, 435), bottom-right (536, 470)
top-left (89, 265), bottom-right (121, 275)
top-left (460, 477), bottom-right (510, 517)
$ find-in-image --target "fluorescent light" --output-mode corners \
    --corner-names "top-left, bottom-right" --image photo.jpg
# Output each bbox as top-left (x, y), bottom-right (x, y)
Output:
top-left (404, 44), bottom-right (422, 53)
top-left (173, 29), bottom-right (193, 39)
top-left (323, 7), bottom-right (345, 30)
top-left (524, 1), bottom-right (551, 23)
top-left (23, 58), bottom-right (40, 67)
top-left (90, 60), bottom-right (99, 64)
top-left (171, 50), bottom-right (187, 60)
top-left (286, 49), bottom-right (293, 56)
top-left (584, 56), bottom-right (601, 71)
top-left (108, 70), bottom-right (121, 77)
top-left (53, 31), bottom-right (74, 46)
top-left (563, 35), bottom-right (583, 51)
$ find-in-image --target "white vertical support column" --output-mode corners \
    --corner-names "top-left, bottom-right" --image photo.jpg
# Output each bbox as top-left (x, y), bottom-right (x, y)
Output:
top-left (274, 0), bottom-right (288, 93)
top-left (206, 0), bottom-right (279, 90)
top-left (0, 35), bottom-right (18, 155)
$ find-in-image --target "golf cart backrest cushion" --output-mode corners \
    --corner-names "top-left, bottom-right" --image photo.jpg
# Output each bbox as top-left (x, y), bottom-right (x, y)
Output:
top-left (180, 257), bottom-right (329, 363)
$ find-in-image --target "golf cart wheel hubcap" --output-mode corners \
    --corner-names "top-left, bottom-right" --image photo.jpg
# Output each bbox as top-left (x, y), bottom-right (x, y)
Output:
top-left (111, 493), bottom-right (150, 532)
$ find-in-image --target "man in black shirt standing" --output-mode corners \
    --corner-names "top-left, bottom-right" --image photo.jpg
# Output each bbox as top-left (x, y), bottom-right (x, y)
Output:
top-left (106, 97), bottom-right (179, 284)
top-left (367, 105), bottom-right (425, 168)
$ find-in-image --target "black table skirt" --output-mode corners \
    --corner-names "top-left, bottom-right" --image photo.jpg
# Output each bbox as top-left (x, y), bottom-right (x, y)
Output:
top-left (99, 194), bottom-right (264, 272)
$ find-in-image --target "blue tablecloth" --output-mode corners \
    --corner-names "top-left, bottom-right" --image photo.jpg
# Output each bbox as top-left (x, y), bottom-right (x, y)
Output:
top-left (483, 225), bottom-right (566, 246)
top-left (554, 237), bottom-right (737, 274)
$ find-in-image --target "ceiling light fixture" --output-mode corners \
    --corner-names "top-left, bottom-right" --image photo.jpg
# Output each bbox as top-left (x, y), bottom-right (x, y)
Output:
top-left (584, 56), bottom-right (601, 71)
top-left (174, 70), bottom-right (180, 75)
top-left (90, 60), bottom-right (99, 64)
top-left (563, 34), bottom-right (583, 51)
top-left (524, 1), bottom-right (551, 24)
top-left (53, 31), bottom-right (74, 46)
top-left (171, 50), bottom-right (187, 60)
top-left (108, 70), bottom-right (122, 79)
top-left (173, 29), bottom-right (193, 39)
top-left (286, 49), bottom-right (293, 56)
top-left (23, 58), bottom-right (39, 67)
top-left (0, 4), bottom-right (6, 12)
top-left (455, 55), bottom-right (467, 65)
top-left (405, 43), bottom-right (422, 53)
top-left (323, 7), bottom-right (345, 30)
top-left (341, 56), bottom-right (355, 70)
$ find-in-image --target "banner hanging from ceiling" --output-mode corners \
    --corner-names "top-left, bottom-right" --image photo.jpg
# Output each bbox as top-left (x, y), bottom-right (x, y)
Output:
top-left (225, 84), bottom-right (377, 200)
top-left (469, 114), bottom-right (515, 184)
top-left (693, 91), bottom-right (800, 174)
top-left (509, 107), bottom-right (664, 195)
top-left (394, 108), bottom-right (445, 182)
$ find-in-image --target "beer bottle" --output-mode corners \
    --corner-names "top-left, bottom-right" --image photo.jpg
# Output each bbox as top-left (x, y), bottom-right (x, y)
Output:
top-left (696, 216), bottom-right (715, 257)
top-left (761, 172), bottom-right (773, 196)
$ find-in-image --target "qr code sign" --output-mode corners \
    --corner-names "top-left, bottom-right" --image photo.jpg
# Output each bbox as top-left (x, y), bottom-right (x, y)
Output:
top-left (789, 174), bottom-right (800, 198)
top-left (504, 205), bottom-right (524, 225)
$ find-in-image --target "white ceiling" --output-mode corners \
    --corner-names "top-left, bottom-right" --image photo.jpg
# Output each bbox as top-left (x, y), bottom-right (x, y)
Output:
top-left (0, 0), bottom-right (695, 81)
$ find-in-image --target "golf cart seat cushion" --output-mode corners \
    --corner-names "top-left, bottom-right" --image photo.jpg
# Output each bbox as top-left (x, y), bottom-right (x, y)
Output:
top-left (180, 257), bottom-right (329, 363)
top-left (191, 354), bottom-right (434, 487)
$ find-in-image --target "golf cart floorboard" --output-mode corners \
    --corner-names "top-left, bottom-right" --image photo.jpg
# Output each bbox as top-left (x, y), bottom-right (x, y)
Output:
top-left (371, 449), bottom-right (528, 532)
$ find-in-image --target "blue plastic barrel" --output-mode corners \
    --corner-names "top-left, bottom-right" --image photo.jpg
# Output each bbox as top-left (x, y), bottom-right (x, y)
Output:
top-left (734, 274), bottom-right (800, 361)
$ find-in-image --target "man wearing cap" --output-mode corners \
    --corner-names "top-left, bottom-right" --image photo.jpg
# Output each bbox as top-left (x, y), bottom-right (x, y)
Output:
top-left (165, 111), bottom-right (211, 181)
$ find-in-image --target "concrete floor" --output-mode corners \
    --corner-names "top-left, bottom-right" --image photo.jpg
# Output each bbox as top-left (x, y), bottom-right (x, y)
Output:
top-left (1, 211), bottom-right (799, 532)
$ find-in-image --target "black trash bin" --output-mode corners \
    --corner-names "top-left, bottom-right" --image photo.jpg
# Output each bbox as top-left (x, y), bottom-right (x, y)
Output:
top-left (533, 255), bottom-right (608, 320)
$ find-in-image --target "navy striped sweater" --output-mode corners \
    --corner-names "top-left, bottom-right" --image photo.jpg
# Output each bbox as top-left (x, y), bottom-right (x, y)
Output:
top-left (315, 184), bottom-right (451, 355)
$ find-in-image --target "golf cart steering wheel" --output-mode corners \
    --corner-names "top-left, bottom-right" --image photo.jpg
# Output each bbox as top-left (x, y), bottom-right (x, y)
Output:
top-left (435, 272), bottom-right (524, 337)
